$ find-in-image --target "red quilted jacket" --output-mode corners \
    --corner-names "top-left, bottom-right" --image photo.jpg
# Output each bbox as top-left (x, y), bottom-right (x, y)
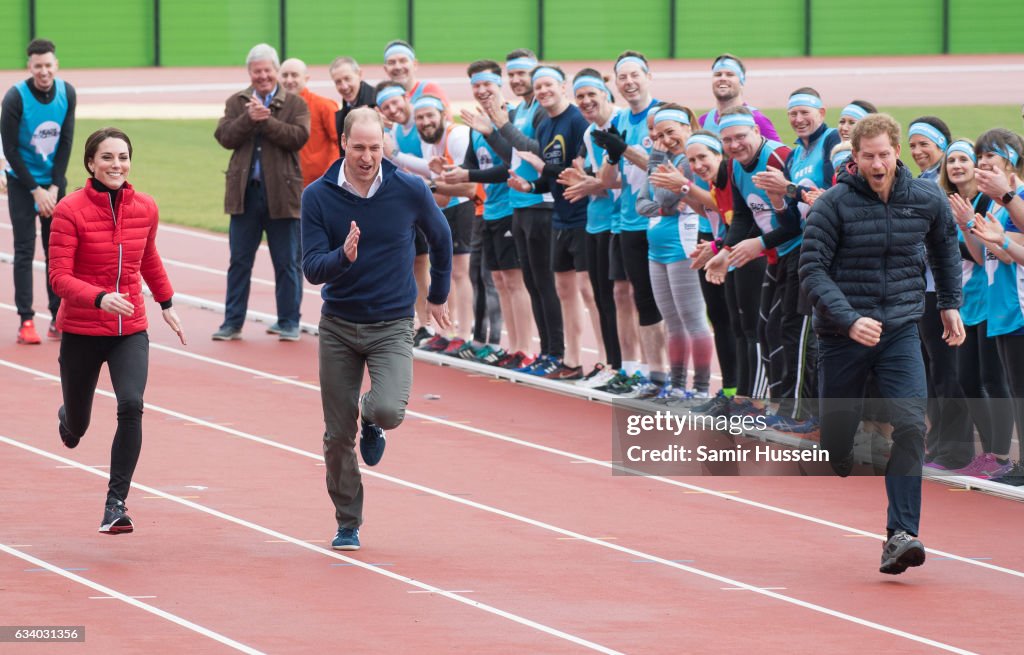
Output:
top-left (49, 180), bottom-right (174, 337)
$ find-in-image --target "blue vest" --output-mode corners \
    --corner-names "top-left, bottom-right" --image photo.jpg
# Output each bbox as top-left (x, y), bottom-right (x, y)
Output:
top-left (702, 104), bottom-right (762, 135)
top-left (616, 101), bottom-right (658, 232)
top-left (13, 79), bottom-right (68, 186)
top-left (985, 188), bottom-right (1024, 337)
top-left (788, 126), bottom-right (838, 219)
top-left (960, 194), bottom-right (990, 327)
top-left (392, 119), bottom-right (422, 157)
top-left (646, 153), bottom-right (699, 264)
top-left (693, 177), bottom-right (721, 237)
top-left (732, 140), bottom-right (802, 256)
top-left (508, 99), bottom-right (544, 209)
top-left (582, 122), bottom-right (618, 234)
top-left (470, 130), bottom-right (510, 220)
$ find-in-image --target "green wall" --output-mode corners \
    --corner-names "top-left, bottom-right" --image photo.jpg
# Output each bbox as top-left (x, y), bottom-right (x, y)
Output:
top-left (1, 0), bottom-right (1023, 70)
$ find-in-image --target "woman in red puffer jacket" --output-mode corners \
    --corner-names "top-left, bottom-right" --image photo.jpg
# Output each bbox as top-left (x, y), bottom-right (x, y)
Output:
top-left (48, 127), bottom-right (186, 535)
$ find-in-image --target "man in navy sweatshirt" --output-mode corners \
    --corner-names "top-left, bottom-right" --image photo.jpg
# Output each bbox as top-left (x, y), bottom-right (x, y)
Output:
top-left (301, 107), bottom-right (452, 551)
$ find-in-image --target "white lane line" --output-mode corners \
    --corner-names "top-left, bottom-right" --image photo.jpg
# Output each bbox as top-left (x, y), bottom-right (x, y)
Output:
top-left (0, 368), bottom-right (987, 655)
top-left (90, 595), bottom-right (158, 599)
top-left (0, 542), bottom-right (263, 654)
top-left (0, 434), bottom-right (622, 655)
top-left (0, 425), bottom-right (982, 655)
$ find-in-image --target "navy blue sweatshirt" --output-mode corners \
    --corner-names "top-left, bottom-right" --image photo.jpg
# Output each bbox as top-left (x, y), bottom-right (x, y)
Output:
top-left (532, 103), bottom-right (589, 229)
top-left (301, 158), bottom-right (452, 323)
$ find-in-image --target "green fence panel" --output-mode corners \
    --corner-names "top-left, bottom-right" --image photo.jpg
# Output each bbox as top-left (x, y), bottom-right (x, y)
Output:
top-left (413, 0), bottom-right (536, 62)
top-left (676, 0), bottom-right (804, 59)
top-left (285, 0), bottom-right (407, 66)
top-left (544, 0), bottom-right (670, 61)
top-left (0, 1), bottom-right (29, 69)
top-left (949, 0), bottom-right (1024, 54)
top-left (810, 0), bottom-right (942, 56)
top-left (36, 0), bottom-right (153, 67)
top-left (160, 0), bottom-right (278, 67)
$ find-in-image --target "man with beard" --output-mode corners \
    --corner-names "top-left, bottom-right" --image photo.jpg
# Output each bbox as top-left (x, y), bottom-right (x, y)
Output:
top-left (699, 53), bottom-right (780, 141)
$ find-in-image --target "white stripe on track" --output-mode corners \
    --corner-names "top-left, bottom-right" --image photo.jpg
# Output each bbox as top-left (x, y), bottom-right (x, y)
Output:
top-left (0, 363), bottom-right (991, 653)
top-left (0, 433), bottom-right (623, 655)
top-left (0, 542), bottom-right (265, 654)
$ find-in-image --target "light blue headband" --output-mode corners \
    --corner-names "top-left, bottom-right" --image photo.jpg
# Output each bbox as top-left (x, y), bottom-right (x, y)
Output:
top-left (573, 76), bottom-right (612, 101)
top-left (615, 56), bottom-right (648, 73)
top-left (840, 103), bottom-right (868, 121)
top-left (712, 58), bottom-right (746, 85)
top-left (787, 93), bottom-right (823, 110)
top-left (909, 122), bottom-right (948, 151)
top-left (831, 150), bottom-right (851, 170)
top-left (375, 85), bottom-right (405, 106)
top-left (686, 134), bottom-right (723, 154)
top-left (384, 44), bottom-right (415, 62)
top-left (945, 140), bottom-right (977, 164)
top-left (990, 143), bottom-right (1021, 167)
top-left (506, 57), bottom-right (537, 71)
top-left (717, 113), bottom-right (756, 130)
top-left (412, 96), bottom-right (445, 113)
top-left (653, 109), bottom-right (690, 126)
top-left (470, 71), bottom-right (502, 87)
top-left (531, 66), bottom-right (564, 84)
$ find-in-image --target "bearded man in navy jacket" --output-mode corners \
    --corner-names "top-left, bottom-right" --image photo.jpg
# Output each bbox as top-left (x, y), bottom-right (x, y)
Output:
top-left (302, 107), bottom-right (452, 552)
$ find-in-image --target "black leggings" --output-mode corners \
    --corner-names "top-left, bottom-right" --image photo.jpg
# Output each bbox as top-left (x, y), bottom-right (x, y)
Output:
top-left (996, 334), bottom-right (1024, 461)
top-left (725, 257), bottom-right (766, 397)
top-left (921, 292), bottom-right (973, 468)
top-left (619, 229), bottom-right (661, 326)
top-left (698, 264), bottom-right (737, 390)
top-left (958, 322), bottom-right (1012, 456)
top-left (585, 231), bottom-right (621, 368)
top-left (512, 207), bottom-right (564, 357)
top-left (59, 331), bottom-right (149, 504)
top-left (470, 219), bottom-right (502, 345)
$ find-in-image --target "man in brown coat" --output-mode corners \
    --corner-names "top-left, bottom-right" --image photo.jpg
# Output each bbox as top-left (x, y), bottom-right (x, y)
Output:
top-left (212, 43), bottom-right (309, 342)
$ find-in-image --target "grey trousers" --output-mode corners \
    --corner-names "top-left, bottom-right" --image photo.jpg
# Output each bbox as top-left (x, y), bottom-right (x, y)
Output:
top-left (319, 314), bottom-right (414, 529)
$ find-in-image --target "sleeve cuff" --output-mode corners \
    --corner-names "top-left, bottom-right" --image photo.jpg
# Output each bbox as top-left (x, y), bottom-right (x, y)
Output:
top-left (159, 298), bottom-right (173, 310)
top-left (94, 291), bottom-right (106, 308)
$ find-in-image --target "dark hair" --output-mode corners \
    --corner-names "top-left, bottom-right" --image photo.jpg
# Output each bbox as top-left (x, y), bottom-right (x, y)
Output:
top-left (573, 68), bottom-right (615, 103)
top-left (373, 80), bottom-right (404, 95)
top-left (615, 50), bottom-right (648, 67)
top-left (849, 99), bottom-right (878, 114)
top-left (655, 102), bottom-right (698, 128)
top-left (789, 86), bottom-right (820, 98)
top-left (467, 59), bottom-right (501, 77)
top-left (529, 64), bottom-right (565, 83)
top-left (505, 48), bottom-right (536, 61)
top-left (27, 39), bottom-right (55, 57)
top-left (384, 39), bottom-right (412, 52)
top-left (975, 128), bottom-right (1024, 176)
top-left (909, 115), bottom-right (952, 145)
top-left (712, 53), bottom-right (745, 74)
top-left (83, 127), bottom-right (132, 175)
top-left (939, 137), bottom-right (975, 194)
top-left (719, 105), bottom-right (753, 118)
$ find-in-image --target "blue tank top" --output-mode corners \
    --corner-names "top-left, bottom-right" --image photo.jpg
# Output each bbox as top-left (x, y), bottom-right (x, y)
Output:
top-left (508, 99), bottom-right (545, 210)
top-left (470, 130), bottom-right (510, 220)
top-left (788, 127), bottom-right (838, 219)
top-left (960, 193), bottom-right (990, 327)
top-left (732, 140), bottom-right (802, 256)
top-left (646, 153), bottom-right (700, 264)
top-left (985, 187), bottom-right (1024, 337)
top-left (701, 104), bottom-right (763, 135)
top-left (582, 122), bottom-right (618, 234)
top-left (13, 79), bottom-right (68, 186)
top-left (616, 100), bottom-right (658, 232)
top-left (392, 119), bottom-right (422, 158)
top-left (694, 177), bottom-right (720, 237)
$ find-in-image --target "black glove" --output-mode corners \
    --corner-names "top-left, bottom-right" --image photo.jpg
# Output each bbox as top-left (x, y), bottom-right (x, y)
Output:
top-left (592, 125), bottom-right (628, 164)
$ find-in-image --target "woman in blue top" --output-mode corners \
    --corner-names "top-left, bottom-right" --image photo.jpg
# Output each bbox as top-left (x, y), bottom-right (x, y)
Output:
top-left (636, 105), bottom-right (713, 399)
top-left (942, 139), bottom-right (1012, 478)
top-left (968, 128), bottom-right (1024, 485)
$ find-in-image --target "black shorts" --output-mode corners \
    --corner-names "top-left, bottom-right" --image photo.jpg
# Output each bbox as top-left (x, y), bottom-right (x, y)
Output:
top-left (608, 232), bottom-right (627, 281)
top-left (414, 227), bottom-right (428, 256)
top-left (552, 226), bottom-right (587, 273)
top-left (443, 201), bottom-right (474, 255)
top-left (482, 215), bottom-right (520, 270)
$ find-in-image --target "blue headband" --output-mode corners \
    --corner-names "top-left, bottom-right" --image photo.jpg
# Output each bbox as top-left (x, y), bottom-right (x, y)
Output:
top-left (787, 93), bottom-right (823, 110)
top-left (831, 150), bottom-right (851, 170)
top-left (945, 140), bottom-right (977, 163)
top-left (686, 134), bottom-right (723, 154)
top-left (375, 85), bottom-right (405, 106)
top-left (712, 58), bottom-right (746, 85)
top-left (531, 66), bottom-right (564, 84)
top-left (413, 96), bottom-right (445, 113)
top-left (717, 113), bottom-right (756, 130)
top-left (470, 71), bottom-right (502, 87)
top-left (615, 56), bottom-right (648, 73)
top-left (909, 122), bottom-right (948, 151)
top-left (654, 109), bottom-right (690, 126)
top-left (384, 44), bottom-right (415, 62)
top-left (506, 57), bottom-right (537, 71)
top-left (990, 143), bottom-right (1021, 167)
top-left (840, 103), bottom-right (868, 121)
top-left (573, 76), bottom-right (611, 100)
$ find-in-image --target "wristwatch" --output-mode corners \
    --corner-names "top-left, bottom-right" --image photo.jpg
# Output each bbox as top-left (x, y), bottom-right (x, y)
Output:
top-left (1000, 190), bottom-right (1016, 205)
top-left (785, 183), bottom-right (800, 200)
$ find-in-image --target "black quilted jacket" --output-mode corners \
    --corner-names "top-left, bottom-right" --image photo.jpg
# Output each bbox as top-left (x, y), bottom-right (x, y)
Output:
top-left (799, 161), bottom-right (961, 336)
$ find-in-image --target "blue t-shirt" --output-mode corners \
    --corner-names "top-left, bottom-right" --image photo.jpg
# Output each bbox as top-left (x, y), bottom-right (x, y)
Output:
top-left (534, 104), bottom-right (589, 230)
top-left (646, 152), bottom-right (700, 264)
top-left (984, 186), bottom-right (1024, 337)
top-left (468, 129), bottom-right (510, 220)
top-left (582, 122), bottom-right (619, 234)
top-left (508, 99), bottom-right (545, 210)
top-left (615, 100), bottom-right (658, 232)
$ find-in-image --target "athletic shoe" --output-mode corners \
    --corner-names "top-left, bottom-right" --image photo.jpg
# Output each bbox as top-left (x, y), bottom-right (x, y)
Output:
top-left (577, 365), bottom-right (617, 389)
top-left (693, 390), bottom-right (730, 415)
top-left (498, 352), bottom-right (531, 370)
top-left (277, 325), bottom-right (300, 342)
top-left (879, 531), bottom-right (926, 575)
top-left (419, 334), bottom-right (450, 352)
top-left (544, 364), bottom-right (583, 381)
top-left (688, 390), bottom-right (711, 400)
top-left (956, 453), bottom-right (1014, 479)
top-left (458, 343), bottom-right (487, 361)
top-left (211, 326), bottom-right (242, 341)
top-left (413, 326), bottom-right (433, 347)
top-left (441, 337), bottom-right (468, 356)
top-left (832, 450), bottom-right (855, 478)
top-left (47, 323), bottom-right (61, 341)
top-left (993, 462), bottom-right (1024, 486)
top-left (515, 354), bottom-right (549, 374)
top-left (763, 414), bottom-right (816, 433)
top-left (57, 406), bottom-right (80, 449)
top-left (16, 319), bottom-right (41, 345)
top-left (594, 371), bottom-right (630, 392)
top-left (332, 527), bottom-right (360, 551)
top-left (529, 356), bottom-right (561, 376)
top-left (602, 372), bottom-right (643, 395)
top-left (473, 346), bottom-right (507, 365)
top-left (266, 322), bottom-right (283, 335)
top-left (619, 377), bottom-right (659, 399)
top-left (98, 500), bottom-right (134, 535)
top-left (730, 397), bottom-right (765, 417)
top-left (358, 394), bottom-right (386, 466)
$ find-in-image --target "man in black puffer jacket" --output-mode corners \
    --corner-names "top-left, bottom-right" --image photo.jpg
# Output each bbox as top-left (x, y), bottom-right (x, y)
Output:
top-left (799, 114), bottom-right (964, 576)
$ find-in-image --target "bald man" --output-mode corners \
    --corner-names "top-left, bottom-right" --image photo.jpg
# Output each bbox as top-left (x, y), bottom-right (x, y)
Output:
top-left (280, 58), bottom-right (340, 187)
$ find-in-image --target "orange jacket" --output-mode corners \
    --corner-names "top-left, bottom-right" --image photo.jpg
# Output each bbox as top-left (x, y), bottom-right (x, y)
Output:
top-left (299, 87), bottom-right (340, 187)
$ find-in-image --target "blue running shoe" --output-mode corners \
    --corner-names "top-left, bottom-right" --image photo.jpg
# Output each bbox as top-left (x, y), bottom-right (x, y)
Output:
top-left (332, 527), bottom-right (360, 551)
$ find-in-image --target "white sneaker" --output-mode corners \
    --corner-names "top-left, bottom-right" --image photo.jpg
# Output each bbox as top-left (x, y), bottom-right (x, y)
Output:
top-left (577, 367), bottom-right (616, 389)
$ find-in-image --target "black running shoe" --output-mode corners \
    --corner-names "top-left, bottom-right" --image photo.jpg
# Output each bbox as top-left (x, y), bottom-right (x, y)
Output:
top-left (58, 406), bottom-right (80, 449)
top-left (99, 500), bottom-right (134, 535)
top-left (879, 530), bottom-right (925, 575)
top-left (413, 326), bottom-right (433, 347)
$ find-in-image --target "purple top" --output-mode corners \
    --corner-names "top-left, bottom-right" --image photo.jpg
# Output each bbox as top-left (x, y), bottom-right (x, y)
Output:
top-left (699, 104), bottom-right (781, 142)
